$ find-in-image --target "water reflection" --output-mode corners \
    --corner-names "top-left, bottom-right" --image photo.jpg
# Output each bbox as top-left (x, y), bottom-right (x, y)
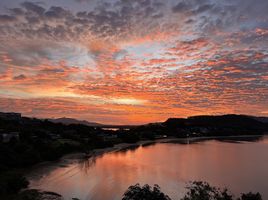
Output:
top-left (79, 155), bottom-right (98, 174)
top-left (141, 142), bottom-right (156, 147)
top-left (216, 135), bottom-right (263, 143)
top-left (28, 136), bottom-right (268, 200)
top-left (116, 144), bottom-right (140, 154)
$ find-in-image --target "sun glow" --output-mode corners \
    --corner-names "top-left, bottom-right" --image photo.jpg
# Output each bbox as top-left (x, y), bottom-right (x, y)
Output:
top-left (111, 98), bottom-right (147, 105)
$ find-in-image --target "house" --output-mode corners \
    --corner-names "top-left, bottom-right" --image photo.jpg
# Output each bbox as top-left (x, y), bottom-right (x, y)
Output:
top-left (98, 133), bottom-right (118, 141)
top-left (48, 133), bottom-right (61, 140)
top-left (155, 135), bottom-right (167, 139)
top-left (1, 132), bottom-right (20, 143)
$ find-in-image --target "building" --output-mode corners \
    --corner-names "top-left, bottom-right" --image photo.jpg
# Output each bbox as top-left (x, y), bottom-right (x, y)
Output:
top-left (1, 132), bottom-right (20, 143)
top-left (48, 133), bottom-right (61, 140)
top-left (98, 133), bottom-right (118, 141)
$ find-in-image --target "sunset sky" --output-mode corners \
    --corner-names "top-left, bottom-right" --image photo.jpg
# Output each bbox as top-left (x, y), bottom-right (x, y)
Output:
top-left (0, 0), bottom-right (268, 124)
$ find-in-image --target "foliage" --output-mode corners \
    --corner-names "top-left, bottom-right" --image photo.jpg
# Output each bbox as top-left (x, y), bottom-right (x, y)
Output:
top-left (181, 181), bottom-right (233, 200)
top-left (122, 184), bottom-right (171, 200)
top-left (0, 171), bottom-right (29, 195)
top-left (118, 132), bottom-right (140, 143)
top-left (238, 192), bottom-right (262, 200)
top-left (14, 189), bottom-right (63, 200)
top-left (122, 182), bottom-right (262, 200)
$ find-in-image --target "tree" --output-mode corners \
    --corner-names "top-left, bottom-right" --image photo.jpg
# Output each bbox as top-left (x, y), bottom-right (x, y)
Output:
top-left (121, 182), bottom-right (262, 200)
top-left (181, 181), bottom-right (233, 200)
top-left (122, 184), bottom-right (171, 200)
top-left (238, 192), bottom-right (262, 200)
top-left (0, 171), bottom-right (29, 194)
top-left (16, 190), bottom-right (63, 200)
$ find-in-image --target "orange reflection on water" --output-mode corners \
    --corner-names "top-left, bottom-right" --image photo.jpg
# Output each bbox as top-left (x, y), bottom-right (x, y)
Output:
top-left (28, 137), bottom-right (268, 200)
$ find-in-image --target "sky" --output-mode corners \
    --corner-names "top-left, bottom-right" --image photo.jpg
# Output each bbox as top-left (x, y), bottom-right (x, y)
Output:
top-left (0, 0), bottom-right (268, 124)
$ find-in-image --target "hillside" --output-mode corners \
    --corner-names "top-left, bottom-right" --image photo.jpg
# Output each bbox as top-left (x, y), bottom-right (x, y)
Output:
top-left (48, 117), bottom-right (103, 127)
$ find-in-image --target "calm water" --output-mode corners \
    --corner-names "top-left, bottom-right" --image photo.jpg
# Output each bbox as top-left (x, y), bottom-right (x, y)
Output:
top-left (28, 136), bottom-right (268, 200)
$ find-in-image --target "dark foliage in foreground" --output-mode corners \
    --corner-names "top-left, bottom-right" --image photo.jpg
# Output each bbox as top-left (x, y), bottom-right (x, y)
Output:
top-left (6, 189), bottom-right (63, 200)
top-left (0, 171), bottom-right (29, 195)
top-left (122, 184), bottom-right (171, 200)
top-left (182, 181), bottom-right (233, 200)
top-left (123, 182), bottom-right (262, 200)
top-left (238, 192), bottom-right (262, 200)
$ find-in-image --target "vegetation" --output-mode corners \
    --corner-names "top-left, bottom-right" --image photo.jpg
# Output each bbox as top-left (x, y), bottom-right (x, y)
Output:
top-left (181, 181), bottom-right (233, 200)
top-left (122, 184), bottom-right (171, 200)
top-left (238, 193), bottom-right (262, 200)
top-left (123, 182), bottom-right (262, 200)
top-left (0, 116), bottom-right (117, 199)
top-left (6, 189), bottom-right (63, 200)
top-left (0, 171), bottom-right (29, 195)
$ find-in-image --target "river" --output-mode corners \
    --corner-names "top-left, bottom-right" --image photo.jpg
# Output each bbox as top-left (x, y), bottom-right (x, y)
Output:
top-left (27, 136), bottom-right (268, 200)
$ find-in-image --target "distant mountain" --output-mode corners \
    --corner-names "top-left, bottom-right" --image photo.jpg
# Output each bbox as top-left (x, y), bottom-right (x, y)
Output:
top-left (130, 114), bottom-right (268, 139)
top-left (163, 114), bottom-right (268, 135)
top-left (164, 114), bottom-right (267, 128)
top-left (48, 117), bottom-right (103, 127)
top-left (252, 117), bottom-right (268, 123)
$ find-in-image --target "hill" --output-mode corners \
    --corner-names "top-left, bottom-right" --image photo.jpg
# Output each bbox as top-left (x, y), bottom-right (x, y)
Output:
top-left (162, 114), bottom-right (268, 136)
top-left (252, 116), bottom-right (268, 123)
top-left (48, 117), bottom-right (103, 127)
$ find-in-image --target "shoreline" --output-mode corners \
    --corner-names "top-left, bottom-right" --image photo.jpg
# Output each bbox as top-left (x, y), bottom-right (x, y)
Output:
top-left (24, 134), bottom-right (267, 199)
top-left (71, 134), bottom-right (265, 158)
top-left (31, 134), bottom-right (266, 162)
top-left (26, 134), bottom-right (265, 179)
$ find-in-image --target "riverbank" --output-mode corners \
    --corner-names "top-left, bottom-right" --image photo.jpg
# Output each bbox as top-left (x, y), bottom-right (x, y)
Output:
top-left (26, 134), bottom-right (265, 180)
top-left (64, 134), bottom-right (265, 159)
top-left (26, 135), bottom-right (268, 200)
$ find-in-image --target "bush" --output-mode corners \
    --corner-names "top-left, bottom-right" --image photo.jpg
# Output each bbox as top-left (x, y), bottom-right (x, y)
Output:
top-left (0, 171), bottom-right (29, 194)
top-left (122, 182), bottom-right (262, 200)
top-left (122, 184), bottom-right (171, 200)
top-left (181, 181), bottom-right (233, 200)
top-left (239, 192), bottom-right (262, 200)
top-left (119, 132), bottom-right (140, 143)
top-left (16, 189), bottom-right (63, 200)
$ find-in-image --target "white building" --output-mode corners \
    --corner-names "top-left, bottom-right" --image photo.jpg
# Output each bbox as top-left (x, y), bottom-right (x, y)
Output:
top-left (1, 132), bottom-right (20, 143)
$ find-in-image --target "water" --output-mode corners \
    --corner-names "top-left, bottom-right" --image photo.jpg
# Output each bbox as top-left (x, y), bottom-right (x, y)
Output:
top-left (28, 136), bottom-right (268, 200)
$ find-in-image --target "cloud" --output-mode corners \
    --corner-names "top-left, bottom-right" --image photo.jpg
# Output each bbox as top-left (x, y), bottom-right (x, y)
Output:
top-left (172, 1), bottom-right (191, 13)
top-left (0, 14), bottom-right (16, 22)
top-left (0, 0), bottom-right (172, 42)
top-left (45, 6), bottom-right (71, 19)
top-left (0, 0), bottom-right (268, 123)
top-left (13, 74), bottom-right (27, 80)
top-left (21, 1), bottom-right (45, 15)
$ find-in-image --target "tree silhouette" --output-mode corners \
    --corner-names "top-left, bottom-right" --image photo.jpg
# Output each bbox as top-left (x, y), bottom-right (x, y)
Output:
top-left (238, 192), bottom-right (262, 200)
top-left (122, 182), bottom-right (262, 200)
top-left (122, 184), bottom-right (171, 200)
top-left (181, 181), bottom-right (233, 200)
